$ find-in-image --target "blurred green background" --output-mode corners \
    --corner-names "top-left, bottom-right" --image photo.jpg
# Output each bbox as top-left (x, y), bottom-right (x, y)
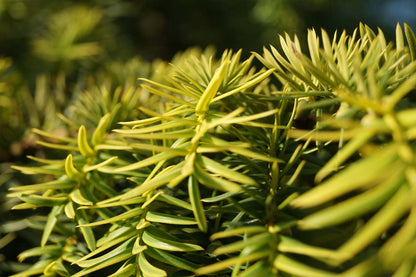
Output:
top-left (0, 0), bottom-right (415, 275)
top-left (1, 0), bottom-right (416, 73)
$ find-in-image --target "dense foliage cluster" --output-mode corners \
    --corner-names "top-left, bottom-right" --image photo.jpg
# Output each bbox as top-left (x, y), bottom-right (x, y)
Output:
top-left (3, 23), bottom-right (416, 277)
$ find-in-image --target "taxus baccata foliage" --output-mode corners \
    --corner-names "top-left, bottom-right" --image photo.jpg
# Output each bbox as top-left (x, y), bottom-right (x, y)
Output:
top-left (9, 23), bottom-right (416, 276)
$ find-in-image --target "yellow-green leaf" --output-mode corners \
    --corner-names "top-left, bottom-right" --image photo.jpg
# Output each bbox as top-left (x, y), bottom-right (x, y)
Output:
top-left (113, 152), bottom-right (177, 173)
top-left (155, 193), bottom-right (193, 211)
top-left (139, 252), bottom-right (167, 277)
top-left (108, 263), bottom-right (135, 277)
top-left (11, 164), bottom-right (66, 176)
top-left (198, 155), bottom-right (257, 186)
top-left (41, 204), bottom-right (65, 246)
top-left (298, 172), bottom-right (403, 230)
top-left (291, 144), bottom-right (400, 208)
top-left (64, 201), bottom-right (75, 219)
top-left (145, 248), bottom-right (199, 272)
top-left (79, 226), bottom-right (136, 263)
top-left (74, 237), bottom-right (135, 276)
top-left (121, 164), bottom-right (183, 199)
top-left (142, 226), bottom-right (203, 252)
top-left (19, 195), bottom-right (67, 207)
top-left (76, 209), bottom-right (96, 251)
top-left (78, 207), bottom-right (143, 227)
top-left (277, 235), bottom-right (337, 260)
top-left (196, 60), bottom-right (230, 115)
top-left (32, 128), bottom-right (76, 144)
top-left (65, 154), bottom-right (82, 180)
top-left (273, 254), bottom-right (337, 277)
top-left (78, 125), bottom-right (95, 157)
top-left (336, 186), bottom-right (411, 264)
top-left (83, 156), bottom-right (118, 172)
top-left (145, 211), bottom-right (197, 225)
top-left (188, 175), bottom-right (208, 232)
top-left (132, 236), bottom-right (147, 255)
top-left (237, 260), bottom-right (273, 277)
top-left (9, 178), bottom-right (75, 191)
top-left (70, 188), bottom-right (93, 206)
top-left (213, 68), bottom-right (275, 102)
top-left (92, 113), bottom-right (111, 146)
top-left (405, 23), bottom-right (416, 61)
top-left (18, 245), bottom-right (62, 262)
top-left (194, 163), bottom-right (242, 192)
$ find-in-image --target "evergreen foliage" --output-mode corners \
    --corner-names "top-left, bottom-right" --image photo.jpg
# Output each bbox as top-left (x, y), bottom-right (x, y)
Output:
top-left (7, 23), bottom-right (416, 276)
